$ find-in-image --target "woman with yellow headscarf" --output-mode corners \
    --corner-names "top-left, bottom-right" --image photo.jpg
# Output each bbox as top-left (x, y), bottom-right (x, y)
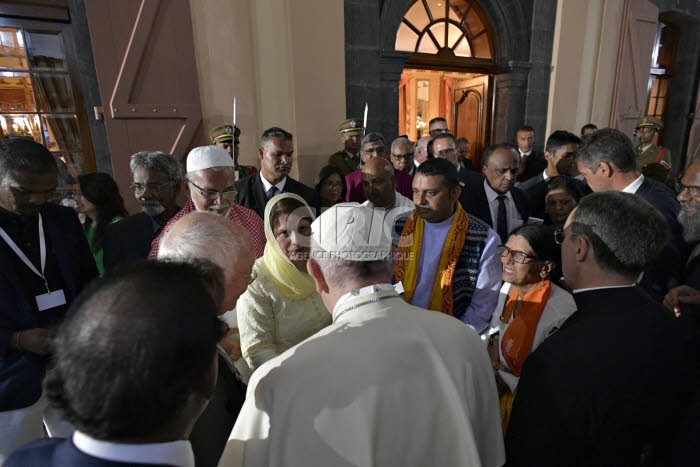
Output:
top-left (237, 193), bottom-right (331, 373)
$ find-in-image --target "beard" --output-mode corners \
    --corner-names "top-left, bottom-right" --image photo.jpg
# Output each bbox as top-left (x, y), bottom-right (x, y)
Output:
top-left (142, 201), bottom-right (166, 217)
top-left (678, 204), bottom-right (700, 244)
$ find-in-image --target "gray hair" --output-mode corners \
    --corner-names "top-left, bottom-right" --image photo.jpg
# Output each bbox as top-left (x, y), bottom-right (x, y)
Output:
top-left (570, 191), bottom-right (667, 279)
top-left (130, 151), bottom-right (183, 184)
top-left (575, 128), bottom-right (637, 173)
top-left (362, 132), bottom-right (385, 148)
top-left (415, 136), bottom-right (430, 153)
top-left (157, 212), bottom-right (249, 275)
top-left (391, 136), bottom-right (414, 153)
top-left (310, 240), bottom-right (393, 289)
top-left (482, 143), bottom-right (519, 167)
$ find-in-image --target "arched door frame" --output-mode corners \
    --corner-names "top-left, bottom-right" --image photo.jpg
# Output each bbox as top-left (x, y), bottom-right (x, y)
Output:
top-left (344, 0), bottom-right (557, 149)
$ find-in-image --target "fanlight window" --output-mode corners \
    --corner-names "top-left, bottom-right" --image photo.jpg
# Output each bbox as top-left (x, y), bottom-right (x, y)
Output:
top-left (395, 0), bottom-right (493, 59)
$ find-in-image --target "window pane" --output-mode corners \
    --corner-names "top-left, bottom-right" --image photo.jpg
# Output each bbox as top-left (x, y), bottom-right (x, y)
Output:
top-left (42, 115), bottom-right (80, 151)
top-left (404, 1), bottom-right (431, 31)
top-left (454, 37), bottom-right (472, 58)
top-left (426, 0), bottom-right (444, 22)
top-left (471, 33), bottom-right (491, 59)
top-left (395, 23), bottom-right (419, 52)
top-left (33, 73), bottom-right (74, 112)
top-left (447, 23), bottom-right (463, 48)
top-left (0, 27), bottom-right (28, 70)
top-left (417, 34), bottom-right (438, 54)
top-left (429, 23), bottom-right (447, 49)
top-left (26, 31), bottom-right (67, 71)
top-left (0, 72), bottom-right (36, 111)
top-left (0, 113), bottom-right (42, 141)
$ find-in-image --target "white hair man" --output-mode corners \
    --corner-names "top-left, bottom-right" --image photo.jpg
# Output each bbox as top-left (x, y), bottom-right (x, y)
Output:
top-left (148, 145), bottom-right (266, 259)
top-left (219, 204), bottom-right (505, 467)
top-left (158, 211), bottom-right (255, 467)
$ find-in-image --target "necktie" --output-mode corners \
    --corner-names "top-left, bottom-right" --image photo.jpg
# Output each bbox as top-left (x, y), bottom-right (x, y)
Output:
top-left (496, 195), bottom-right (508, 243)
top-left (266, 186), bottom-right (279, 200)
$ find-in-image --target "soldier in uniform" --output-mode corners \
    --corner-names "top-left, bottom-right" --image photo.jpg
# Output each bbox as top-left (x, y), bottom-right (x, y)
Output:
top-left (328, 118), bottom-right (362, 176)
top-left (636, 116), bottom-right (672, 183)
top-left (209, 124), bottom-right (257, 181)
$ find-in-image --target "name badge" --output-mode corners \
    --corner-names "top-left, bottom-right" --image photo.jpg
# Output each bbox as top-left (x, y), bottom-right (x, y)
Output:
top-left (35, 289), bottom-right (67, 311)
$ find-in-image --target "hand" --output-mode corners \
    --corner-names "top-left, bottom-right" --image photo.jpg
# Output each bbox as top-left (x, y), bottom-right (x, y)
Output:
top-left (220, 327), bottom-right (242, 361)
top-left (15, 328), bottom-right (51, 355)
top-left (663, 285), bottom-right (700, 317)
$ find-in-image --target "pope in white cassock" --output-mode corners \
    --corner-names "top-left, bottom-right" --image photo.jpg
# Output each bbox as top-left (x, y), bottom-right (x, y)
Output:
top-left (218, 203), bottom-right (505, 467)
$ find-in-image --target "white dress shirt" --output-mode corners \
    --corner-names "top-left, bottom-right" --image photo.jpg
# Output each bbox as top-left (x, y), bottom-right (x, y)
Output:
top-left (259, 172), bottom-right (287, 196)
top-left (484, 180), bottom-right (524, 234)
top-left (73, 431), bottom-right (195, 467)
top-left (621, 174), bottom-right (645, 194)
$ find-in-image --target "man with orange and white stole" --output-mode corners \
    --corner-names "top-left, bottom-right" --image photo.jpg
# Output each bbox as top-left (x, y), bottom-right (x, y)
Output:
top-left (393, 158), bottom-right (502, 334)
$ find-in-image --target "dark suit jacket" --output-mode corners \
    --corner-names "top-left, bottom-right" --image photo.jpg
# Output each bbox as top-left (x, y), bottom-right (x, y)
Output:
top-left (505, 287), bottom-right (699, 466)
top-left (634, 176), bottom-right (685, 300)
top-left (0, 204), bottom-right (98, 411)
top-left (189, 351), bottom-right (246, 467)
top-left (345, 167), bottom-right (414, 203)
top-left (517, 150), bottom-right (547, 182)
top-left (102, 212), bottom-right (160, 271)
top-left (458, 170), bottom-right (530, 230)
top-left (518, 174), bottom-right (590, 221)
top-left (236, 174), bottom-right (320, 218)
top-left (6, 438), bottom-right (180, 466)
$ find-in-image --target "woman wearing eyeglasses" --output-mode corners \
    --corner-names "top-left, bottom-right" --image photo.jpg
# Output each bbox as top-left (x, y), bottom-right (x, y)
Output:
top-left (314, 165), bottom-right (347, 212)
top-left (487, 224), bottom-right (576, 434)
top-left (74, 173), bottom-right (128, 274)
top-left (237, 193), bottom-right (331, 379)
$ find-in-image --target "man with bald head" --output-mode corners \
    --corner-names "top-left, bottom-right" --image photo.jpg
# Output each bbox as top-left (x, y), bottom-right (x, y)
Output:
top-left (148, 145), bottom-right (265, 259)
top-left (158, 211), bottom-right (255, 467)
top-left (362, 158), bottom-right (414, 233)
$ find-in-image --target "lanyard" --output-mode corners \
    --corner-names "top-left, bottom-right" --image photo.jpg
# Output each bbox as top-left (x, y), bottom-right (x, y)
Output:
top-left (0, 213), bottom-right (50, 293)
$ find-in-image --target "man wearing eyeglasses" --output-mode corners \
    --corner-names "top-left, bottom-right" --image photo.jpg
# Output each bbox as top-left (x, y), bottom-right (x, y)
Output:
top-left (455, 142), bottom-right (530, 243)
top-left (344, 133), bottom-right (414, 203)
top-left (102, 151), bottom-right (183, 270)
top-left (235, 127), bottom-right (320, 219)
top-left (389, 136), bottom-right (415, 176)
top-left (0, 139), bottom-right (97, 461)
top-left (506, 191), bottom-right (698, 466)
top-left (575, 128), bottom-right (683, 301)
top-left (148, 145), bottom-right (266, 260)
top-left (428, 117), bottom-right (449, 138)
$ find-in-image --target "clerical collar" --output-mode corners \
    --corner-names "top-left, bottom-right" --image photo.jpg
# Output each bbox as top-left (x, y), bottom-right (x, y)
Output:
top-left (333, 283), bottom-right (399, 317)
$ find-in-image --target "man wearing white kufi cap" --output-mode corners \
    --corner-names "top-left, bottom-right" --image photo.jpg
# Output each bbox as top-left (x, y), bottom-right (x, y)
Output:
top-left (148, 145), bottom-right (266, 259)
top-left (219, 204), bottom-right (505, 467)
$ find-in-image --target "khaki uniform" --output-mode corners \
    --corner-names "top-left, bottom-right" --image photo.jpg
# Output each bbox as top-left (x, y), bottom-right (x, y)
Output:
top-left (328, 150), bottom-right (361, 176)
top-left (637, 144), bottom-right (671, 183)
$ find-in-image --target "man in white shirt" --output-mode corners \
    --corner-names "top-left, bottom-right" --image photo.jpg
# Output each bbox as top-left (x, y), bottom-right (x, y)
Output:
top-left (515, 125), bottom-right (547, 182)
top-left (361, 158), bottom-right (414, 235)
top-left (219, 204), bottom-right (505, 467)
top-left (575, 128), bottom-right (683, 300)
top-left (5, 261), bottom-right (224, 467)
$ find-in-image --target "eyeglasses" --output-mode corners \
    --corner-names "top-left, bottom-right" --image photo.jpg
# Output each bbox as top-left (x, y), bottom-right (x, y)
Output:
top-left (391, 152), bottom-right (414, 161)
top-left (497, 245), bottom-right (537, 264)
top-left (434, 147), bottom-right (456, 158)
top-left (429, 128), bottom-right (449, 135)
top-left (130, 182), bottom-right (171, 195)
top-left (322, 181), bottom-right (344, 189)
top-left (362, 146), bottom-right (385, 155)
top-left (554, 228), bottom-right (568, 245)
top-left (187, 179), bottom-right (237, 200)
top-left (675, 182), bottom-right (700, 198)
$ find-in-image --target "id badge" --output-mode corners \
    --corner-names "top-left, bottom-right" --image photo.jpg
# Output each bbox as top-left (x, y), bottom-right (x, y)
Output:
top-left (35, 289), bottom-right (67, 311)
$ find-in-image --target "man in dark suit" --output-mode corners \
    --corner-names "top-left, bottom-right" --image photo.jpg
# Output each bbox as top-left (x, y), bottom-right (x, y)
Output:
top-left (576, 128), bottom-right (684, 301)
top-left (459, 143), bottom-right (530, 243)
top-left (0, 139), bottom-right (98, 461)
top-left (515, 125), bottom-right (547, 182)
top-left (158, 212), bottom-right (254, 467)
top-left (236, 127), bottom-right (320, 218)
top-left (102, 151), bottom-right (183, 271)
top-left (6, 261), bottom-right (224, 467)
top-left (506, 192), bottom-right (699, 466)
top-left (518, 130), bottom-right (587, 221)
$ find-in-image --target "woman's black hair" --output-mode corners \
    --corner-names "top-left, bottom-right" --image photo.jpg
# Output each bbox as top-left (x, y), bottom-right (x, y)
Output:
top-left (78, 172), bottom-right (128, 252)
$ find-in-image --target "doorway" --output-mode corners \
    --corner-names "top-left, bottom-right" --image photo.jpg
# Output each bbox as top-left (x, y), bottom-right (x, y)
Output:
top-left (399, 69), bottom-right (491, 167)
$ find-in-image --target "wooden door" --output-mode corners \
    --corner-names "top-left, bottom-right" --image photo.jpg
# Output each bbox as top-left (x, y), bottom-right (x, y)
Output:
top-left (453, 75), bottom-right (489, 168)
top-left (610, 0), bottom-right (658, 139)
top-left (84, 0), bottom-right (204, 213)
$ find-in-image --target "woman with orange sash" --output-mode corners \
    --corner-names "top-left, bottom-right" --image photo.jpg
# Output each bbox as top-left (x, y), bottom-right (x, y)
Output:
top-left (487, 224), bottom-right (576, 434)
